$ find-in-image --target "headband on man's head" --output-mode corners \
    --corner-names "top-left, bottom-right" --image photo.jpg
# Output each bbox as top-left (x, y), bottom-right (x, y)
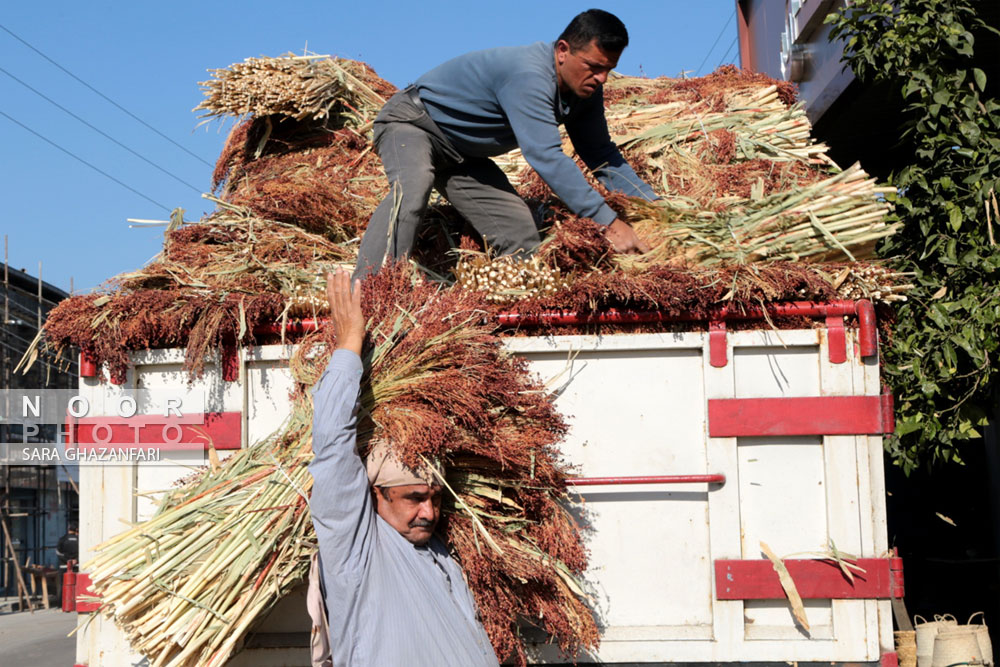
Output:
top-left (365, 441), bottom-right (443, 488)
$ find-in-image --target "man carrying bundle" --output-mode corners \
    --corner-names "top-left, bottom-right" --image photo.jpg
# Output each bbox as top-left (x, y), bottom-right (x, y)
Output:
top-left (354, 8), bottom-right (657, 278)
top-left (308, 268), bottom-right (499, 666)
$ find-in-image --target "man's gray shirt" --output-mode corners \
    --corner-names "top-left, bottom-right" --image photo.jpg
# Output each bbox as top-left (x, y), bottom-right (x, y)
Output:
top-left (415, 41), bottom-right (657, 226)
top-left (309, 349), bottom-right (499, 666)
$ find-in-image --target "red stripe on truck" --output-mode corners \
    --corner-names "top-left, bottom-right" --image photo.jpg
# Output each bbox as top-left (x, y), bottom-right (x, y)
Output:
top-left (715, 556), bottom-right (904, 599)
top-left (70, 411), bottom-right (242, 450)
top-left (74, 573), bottom-right (101, 613)
top-left (708, 392), bottom-right (896, 437)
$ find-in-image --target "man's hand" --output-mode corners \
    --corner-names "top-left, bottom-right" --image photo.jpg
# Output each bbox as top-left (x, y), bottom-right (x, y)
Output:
top-left (326, 269), bottom-right (365, 356)
top-left (605, 218), bottom-right (650, 254)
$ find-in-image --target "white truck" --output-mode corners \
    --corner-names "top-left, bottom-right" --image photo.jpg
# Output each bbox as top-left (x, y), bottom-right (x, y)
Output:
top-left (69, 298), bottom-right (900, 666)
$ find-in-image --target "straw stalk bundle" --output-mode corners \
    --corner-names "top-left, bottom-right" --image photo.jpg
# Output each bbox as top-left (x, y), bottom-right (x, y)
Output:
top-left (494, 68), bottom-right (896, 274)
top-left (622, 163), bottom-right (899, 266)
top-left (84, 409), bottom-right (315, 667)
top-left (195, 54), bottom-right (390, 127)
top-left (453, 253), bottom-right (569, 303)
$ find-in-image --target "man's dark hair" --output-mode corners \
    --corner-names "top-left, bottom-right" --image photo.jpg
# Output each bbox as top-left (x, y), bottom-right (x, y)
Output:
top-left (558, 9), bottom-right (629, 53)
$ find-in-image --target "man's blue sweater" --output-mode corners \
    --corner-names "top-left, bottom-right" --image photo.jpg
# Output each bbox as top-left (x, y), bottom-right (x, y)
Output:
top-left (415, 41), bottom-right (656, 226)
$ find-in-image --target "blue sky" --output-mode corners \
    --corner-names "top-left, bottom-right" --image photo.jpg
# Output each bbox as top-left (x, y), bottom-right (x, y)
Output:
top-left (1, 1), bottom-right (739, 293)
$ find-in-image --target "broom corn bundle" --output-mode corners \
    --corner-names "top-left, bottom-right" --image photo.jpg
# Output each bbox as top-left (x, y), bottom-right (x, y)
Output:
top-left (84, 265), bottom-right (596, 666)
top-left (613, 86), bottom-right (824, 165)
top-left (492, 68), bottom-right (893, 275)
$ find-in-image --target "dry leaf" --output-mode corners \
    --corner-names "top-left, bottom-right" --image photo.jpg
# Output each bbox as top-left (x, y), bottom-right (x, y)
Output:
top-left (936, 512), bottom-right (957, 527)
top-left (828, 538), bottom-right (855, 585)
top-left (761, 541), bottom-right (810, 632)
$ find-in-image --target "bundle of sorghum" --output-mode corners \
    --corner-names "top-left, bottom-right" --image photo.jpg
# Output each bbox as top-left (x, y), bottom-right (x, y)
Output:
top-left (40, 201), bottom-right (354, 379)
top-left (499, 66), bottom-right (897, 271)
top-left (84, 263), bottom-right (594, 666)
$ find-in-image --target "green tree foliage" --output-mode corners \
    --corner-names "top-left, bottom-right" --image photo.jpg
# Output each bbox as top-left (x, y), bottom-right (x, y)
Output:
top-left (826, 1), bottom-right (1000, 472)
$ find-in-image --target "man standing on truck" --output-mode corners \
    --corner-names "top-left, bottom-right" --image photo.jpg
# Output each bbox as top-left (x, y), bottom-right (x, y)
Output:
top-left (308, 268), bottom-right (499, 666)
top-left (354, 8), bottom-right (657, 278)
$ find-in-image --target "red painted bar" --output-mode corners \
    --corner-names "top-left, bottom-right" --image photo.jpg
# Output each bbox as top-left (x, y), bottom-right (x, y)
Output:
top-left (71, 412), bottom-right (242, 450)
top-left (709, 320), bottom-right (727, 368)
top-left (715, 557), bottom-right (904, 599)
top-left (826, 314), bottom-right (847, 364)
top-left (252, 301), bottom-right (880, 362)
top-left (75, 572), bottom-right (101, 613)
top-left (567, 474), bottom-right (726, 487)
top-left (880, 390), bottom-right (896, 434)
top-left (708, 395), bottom-right (893, 437)
top-left (856, 299), bottom-right (877, 357)
top-left (61, 570), bottom-right (76, 612)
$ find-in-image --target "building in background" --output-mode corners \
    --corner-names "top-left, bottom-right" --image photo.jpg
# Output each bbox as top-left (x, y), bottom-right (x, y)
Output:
top-left (736, 0), bottom-right (1000, 178)
top-left (1, 261), bottom-right (78, 596)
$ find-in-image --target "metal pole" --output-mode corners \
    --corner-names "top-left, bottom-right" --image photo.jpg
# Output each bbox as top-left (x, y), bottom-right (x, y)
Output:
top-left (565, 474), bottom-right (727, 486)
top-left (3, 237), bottom-right (8, 434)
top-left (37, 262), bottom-right (43, 389)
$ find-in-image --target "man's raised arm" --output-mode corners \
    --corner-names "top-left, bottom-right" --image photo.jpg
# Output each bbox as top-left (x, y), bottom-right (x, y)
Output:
top-left (308, 269), bottom-right (374, 574)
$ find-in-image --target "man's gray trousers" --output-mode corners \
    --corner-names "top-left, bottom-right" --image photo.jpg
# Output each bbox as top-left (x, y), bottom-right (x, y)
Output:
top-left (354, 88), bottom-right (541, 278)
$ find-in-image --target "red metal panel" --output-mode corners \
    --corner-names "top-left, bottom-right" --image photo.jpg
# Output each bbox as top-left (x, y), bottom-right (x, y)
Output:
top-left (826, 314), bottom-right (847, 364)
top-left (882, 652), bottom-right (900, 667)
top-left (708, 395), bottom-right (892, 437)
top-left (709, 320), bottom-right (728, 368)
top-left (79, 351), bottom-right (97, 378)
top-left (72, 412), bottom-right (242, 450)
top-left (75, 573), bottom-right (101, 613)
top-left (737, 0), bottom-right (751, 70)
top-left (567, 474), bottom-right (725, 487)
top-left (715, 557), bottom-right (904, 599)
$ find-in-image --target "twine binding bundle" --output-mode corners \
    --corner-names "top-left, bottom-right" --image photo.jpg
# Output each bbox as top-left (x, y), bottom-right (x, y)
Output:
top-left (195, 53), bottom-right (393, 126)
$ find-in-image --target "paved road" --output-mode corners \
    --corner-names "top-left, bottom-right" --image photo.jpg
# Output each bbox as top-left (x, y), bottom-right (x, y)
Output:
top-left (0, 607), bottom-right (77, 666)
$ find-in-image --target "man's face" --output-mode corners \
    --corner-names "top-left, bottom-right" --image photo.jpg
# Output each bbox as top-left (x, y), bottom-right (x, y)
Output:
top-left (374, 483), bottom-right (442, 546)
top-left (555, 38), bottom-right (621, 99)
